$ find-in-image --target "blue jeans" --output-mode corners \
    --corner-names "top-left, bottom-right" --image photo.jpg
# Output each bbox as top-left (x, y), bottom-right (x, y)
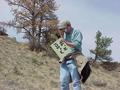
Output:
top-left (60, 58), bottom-right (81, 90)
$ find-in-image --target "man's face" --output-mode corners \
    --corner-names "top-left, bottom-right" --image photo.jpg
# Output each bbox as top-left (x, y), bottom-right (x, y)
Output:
top-left (65, 25), bottom-right (72, 34)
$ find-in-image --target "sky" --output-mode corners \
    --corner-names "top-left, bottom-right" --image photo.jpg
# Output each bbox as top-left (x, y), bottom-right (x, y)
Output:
top-left (0, 0), bottom-right (120, 62)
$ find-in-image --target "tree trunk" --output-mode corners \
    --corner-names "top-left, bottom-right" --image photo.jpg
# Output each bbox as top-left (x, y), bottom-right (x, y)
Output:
top-left (95, 54), bottom-right (98, 61)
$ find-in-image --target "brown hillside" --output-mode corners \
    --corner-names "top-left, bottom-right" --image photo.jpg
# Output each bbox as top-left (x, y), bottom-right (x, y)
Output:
top-left (0, 36), bottom-right (120, 90)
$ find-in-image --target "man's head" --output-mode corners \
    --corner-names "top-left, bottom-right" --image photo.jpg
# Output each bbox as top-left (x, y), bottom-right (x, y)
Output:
top-left (58, 20), bottom-right (72, 34)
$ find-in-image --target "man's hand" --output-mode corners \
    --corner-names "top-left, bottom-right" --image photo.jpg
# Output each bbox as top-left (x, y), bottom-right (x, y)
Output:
top-left (61, 39), bottom-right (75, 48)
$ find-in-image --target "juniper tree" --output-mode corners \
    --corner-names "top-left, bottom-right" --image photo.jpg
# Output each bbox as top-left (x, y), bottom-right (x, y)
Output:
top-left (90, 31), bottom-right (113, 61)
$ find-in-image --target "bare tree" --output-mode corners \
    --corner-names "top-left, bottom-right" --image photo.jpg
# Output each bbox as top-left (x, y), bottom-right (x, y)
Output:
top-left (0, 0), bottom-right (58, 51)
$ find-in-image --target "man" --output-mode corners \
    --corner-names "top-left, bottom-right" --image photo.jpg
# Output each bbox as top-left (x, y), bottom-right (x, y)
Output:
top-left (58, 20), bottom-right (83, 90)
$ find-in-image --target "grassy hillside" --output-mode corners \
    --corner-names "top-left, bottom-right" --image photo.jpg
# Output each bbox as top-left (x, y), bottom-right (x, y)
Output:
top-left (0, 36), bottom-right (120, 90)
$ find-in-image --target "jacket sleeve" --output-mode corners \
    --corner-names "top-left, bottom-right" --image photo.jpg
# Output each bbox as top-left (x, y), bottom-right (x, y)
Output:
top-left (72, 31), bottom-right (83, 51)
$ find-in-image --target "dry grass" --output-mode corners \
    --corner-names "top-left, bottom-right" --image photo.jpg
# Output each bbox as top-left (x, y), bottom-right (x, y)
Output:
top-left (0, 36), bottom-right (120, 90)
top-left (101, 61), bottom-right (119, 71)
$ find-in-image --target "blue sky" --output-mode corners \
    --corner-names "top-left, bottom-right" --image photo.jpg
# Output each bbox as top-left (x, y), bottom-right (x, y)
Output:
top-left (0, 0), bottom-right (120, 61)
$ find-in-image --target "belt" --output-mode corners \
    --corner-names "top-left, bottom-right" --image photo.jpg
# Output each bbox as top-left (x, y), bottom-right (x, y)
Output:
top-left (65, 57), bottom-right (74, 61)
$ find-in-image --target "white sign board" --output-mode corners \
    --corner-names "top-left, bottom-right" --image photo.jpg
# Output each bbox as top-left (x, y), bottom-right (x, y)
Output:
top-left (51, 38), bottom-right (72, 61)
